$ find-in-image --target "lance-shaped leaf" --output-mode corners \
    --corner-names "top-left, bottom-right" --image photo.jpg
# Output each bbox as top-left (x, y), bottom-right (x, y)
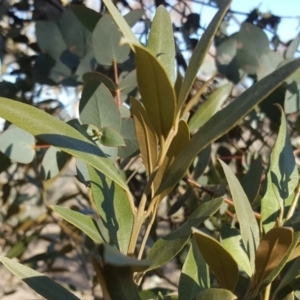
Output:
top-left (219, 160), bottom-right (259, 272)
top-left (193, 228), bottom-right (239, 292)
top-left (51, 205), bottom-right (103, 244)
top-left (195, 288), bottom-right (237, 300)
top-left (252, 227), bottom-right (293, 291)
top-left (220, 225), bottom-right (252, 277)
top-left (189, 83), bottom-right (233, 132)
top-left (88, 165), bottom-right (134, 254)
top-left (0, 126), bottom-right (35, 164)
top-left (178, 0), bottom-right (231, 108)
top-left (147, 6), bottom-right (176, 85)
top-left (0, 256), bottom-right (80, 300)
top-left (271, 107), bottom-right (298, 207)
top-left (146, 197), bottom-right (223, 271)
top-left (153, 120), bottom-right (190, 196)
top-left (0, 98), bottom-right (128, 191)
top-left (178, 236), bottom-right (209, 300)
top-left (131, 97), bottom-right (158, 175)
top-left (156, 58), bottom-right (300, 199)
top-left (102, 0), bottom-right (139, 47)
top-left (79, 81), bottom-right (121, 132)
top-left (133, 43), bottom-right (176, 138)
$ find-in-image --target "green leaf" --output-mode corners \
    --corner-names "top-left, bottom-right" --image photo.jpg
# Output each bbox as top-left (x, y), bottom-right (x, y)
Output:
top-left (178, 0), bottom-right (231, 108)
top-left (0, 98), bottom-right (128, 191)
top-left (178, 236), bottom-right (209, 300)
top-left (285, 34), bottom-right (300, 59)
top-left (252, 227), bottom-right (293, 293)
top-left (41, 146), bottom-right (70, 180)
top-left (71, 4), bottom-right (100, 32)
top-left (156, 58), bottom-right (300, 199)
top-left (195, 288), bottom-right (237, 300)
top-left (256, 50), bottom-right (283, 80)
top-left (0, 256), bottom-right (80, 300)
top-left (271, 106), bottom-right (298, 201)
top-left (147, 6), bottom-right (176, 85)
top-left (220, 225), bottom-right (252, 277)
top-left (189, 83), bottom-right (233, 132)
top-left (88, 165), bottom-right (134, 254)
top-left (133, 43), bottom-right (176, 138)
top-left (51, 205), bottom-right (103, 244)
top-left (236, 22), bottom-right (270, 74)
top-left (193, 227), bottom-right (239, 291)
top-left (119, 70), bottom-right (137, 96)
top-left (79, 81), bottom-right (121, 131)
top-left (219, 160), bottom-right (259, 272)
top-left (92, 14), bottom-right (130, 65)
top-left (131, 97), bottom-right (158, 175)
top-left (102, 0), bottom-right (139, 47)
top-left (0, 151), bottom-right (11, 173)
top-left (99, 127), bottom-right (126, 147)
top-left (0, 126), bottom-right (35, 164)
top-left (124, 9), bottom-right (144, 28)
top-left (146, 197), bottom-right (223, 271)
top-left (83, 71), bottom-right (116, 91)
top-left (117, 118), bottom-right (139, 159)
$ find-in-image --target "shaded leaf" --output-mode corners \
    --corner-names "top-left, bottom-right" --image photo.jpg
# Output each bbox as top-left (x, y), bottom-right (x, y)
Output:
top-left (193, 227), bottom-right (239, 291)
top-left (118, 118), bottom-right (139, 158)
top-left (219, 159), bottom-right (259, 272)
top-left (0, 256), bottom-right (80, 300)
top-left (119, 70), bottom-right (137, 96)
top-left (256, 50), bottom-right (283, 80)
top-left (146, 197), bottom-right (223, 271)
top-left (236, 22), bottom-right (270, 74)
top-left (51, 205), bottom-right (103, 244)
top-left (83, 71), bottom-right (116, 91)
top-left (189, 83), bottom-right (232, 132)
top-left (178, 236), bottom-right (209, 300)
top-left (147, 6), bottom-right (176, 84)
top-left (0, 126), bottom-right (35, 164)
top-left (92, 14), bottom-right (130, 65)
top-left (285, 34), bottom-right (300, 59)
top-left (80, 81), bottom-right (121, 131)
top-left (71, 4), bottom-right (100, 32)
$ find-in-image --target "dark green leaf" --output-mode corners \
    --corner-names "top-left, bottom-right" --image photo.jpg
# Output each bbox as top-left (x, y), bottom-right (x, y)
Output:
top-left (71, 4), bottom-right (100, 32)
top-left (146, 197), bottom-right (223, 271)
top-left (83, 71), bottom-right (116, 91)
top-left (0, 257), bottom-right (80, 300)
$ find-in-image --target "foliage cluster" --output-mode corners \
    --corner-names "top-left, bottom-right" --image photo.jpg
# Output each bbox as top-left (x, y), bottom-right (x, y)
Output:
top-left (1, 0), bottom-right (300, 299)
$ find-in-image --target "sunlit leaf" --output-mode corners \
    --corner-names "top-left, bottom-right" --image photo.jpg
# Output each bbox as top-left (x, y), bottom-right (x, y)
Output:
top-left (132, 43), bottom-right (176, 138)
top-left (51, 205), bottom-right (103, 244)
top-left (178, 236), bottom-right (209, 300)
top-left (189, 83), bottom-right (232, 132)
top-left (195, 288), bottom-right (237, 300)
top-left (0, 256), bottom-right (80, 300)
top-left (99, 127), bottom-right (126, 147)
top-left (178, 0), bottom-right (231, 108)
top-left (219, 160), bottom-right (259, 272)
top-left (0, 126), bottom-right (35, 164)
top-left (147, 6), bottom-right (176, 84)
top-left (220, 225), bottom-right (252, 277)
top-left (193, 227), bottom-right (239, 291)
top-left (156, 58), bottom-right (300, 199)
top-left (0, 98), bottom-right (128, 191)
top-left (88, 165), bottom-right (134, 254)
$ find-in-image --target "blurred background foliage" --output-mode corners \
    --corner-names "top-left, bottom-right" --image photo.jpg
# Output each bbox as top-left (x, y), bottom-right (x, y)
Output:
top-left (0, 0), bottom-right (300, 299)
